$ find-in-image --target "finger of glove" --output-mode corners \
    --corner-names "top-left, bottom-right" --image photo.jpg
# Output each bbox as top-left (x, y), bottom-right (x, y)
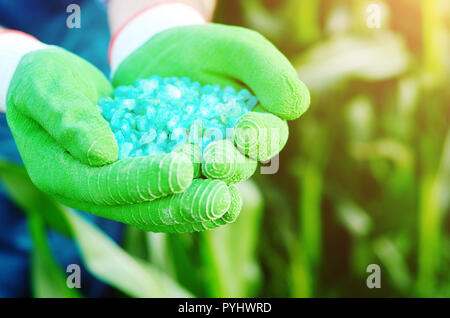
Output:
top-left (52, 179), bottom-right (232, 231)
top-left (113, 24), bottom-right (310, 120)
top-left (202, 140), bottom-right (257, 184)
top-left (7, 110), bottom-right (193, 205)
top-left (210, 184), bottom-right (242, 225)
top-left (171, 143), bottom-right (202, 178)
top-left (139, 184), bottom-right (243, 233)
top-left (7, 47), bottom-right (117, 166)
top-left (233, 109), bottom-right (289, 162)
top-left (203, 24), bottom-right (310, 120)
top-left (234, 109), bottom-right (289, 161)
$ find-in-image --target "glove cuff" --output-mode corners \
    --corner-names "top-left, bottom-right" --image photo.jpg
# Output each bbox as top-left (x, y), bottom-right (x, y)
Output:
top-left (108, 1), bottom-right (206, 75)
top-left (0, 30), bottom-right (46, 113)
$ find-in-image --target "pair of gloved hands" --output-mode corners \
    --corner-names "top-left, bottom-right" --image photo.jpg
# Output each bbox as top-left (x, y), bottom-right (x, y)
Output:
top-left (6, 23), bottom-right (310, 233)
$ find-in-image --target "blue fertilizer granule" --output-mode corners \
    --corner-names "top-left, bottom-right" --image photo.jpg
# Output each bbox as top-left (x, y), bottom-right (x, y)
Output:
top-left (99, 75), bottom-right (257, 159)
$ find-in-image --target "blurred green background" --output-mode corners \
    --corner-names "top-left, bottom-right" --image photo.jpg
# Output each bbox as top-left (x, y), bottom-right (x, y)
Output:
top-left (1, 0), bottom-right (450, 297)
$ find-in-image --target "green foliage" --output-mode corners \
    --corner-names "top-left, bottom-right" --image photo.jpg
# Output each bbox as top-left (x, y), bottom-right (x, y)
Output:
top-left (28, 212), bottom-right (81, 298)
top-left (0, 160), bottom-right (191, 297)
top-left (225, 0), bottom-right (450, 297)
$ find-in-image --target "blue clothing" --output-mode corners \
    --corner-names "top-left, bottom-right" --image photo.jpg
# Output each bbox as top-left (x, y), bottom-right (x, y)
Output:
top-left (0, 0), bottom-right (123, 297)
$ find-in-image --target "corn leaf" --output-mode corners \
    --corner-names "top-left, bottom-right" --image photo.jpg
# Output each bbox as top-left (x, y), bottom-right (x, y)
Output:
top-left (0, 159), bottom-right (191, 298)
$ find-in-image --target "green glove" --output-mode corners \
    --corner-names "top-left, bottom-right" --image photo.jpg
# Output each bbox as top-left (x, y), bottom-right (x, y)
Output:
top-left (53, 180), bottom-right (242, 233)
top-left (113, 23), bottom-right (310, 185)
top-left (5, 44), bottom-right (240, 232)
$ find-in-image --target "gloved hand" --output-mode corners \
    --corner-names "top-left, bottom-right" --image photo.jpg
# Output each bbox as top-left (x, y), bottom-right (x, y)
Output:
top-left (2, 31), bottom-right (238, 233)
top-left (107, 3), bottom-right (310, 232)
top-left (111, 21), bottom-right (310, 184)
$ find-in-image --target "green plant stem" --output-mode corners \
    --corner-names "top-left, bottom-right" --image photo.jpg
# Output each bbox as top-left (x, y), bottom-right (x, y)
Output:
top-left (28, 212), bottom-right (82, 298)
top-left (416, 174), bottom-right (441, 296)
top-left (421, 0), bottom-right (445, 84)
top-left (291, 163), bottom-right (323, 297)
